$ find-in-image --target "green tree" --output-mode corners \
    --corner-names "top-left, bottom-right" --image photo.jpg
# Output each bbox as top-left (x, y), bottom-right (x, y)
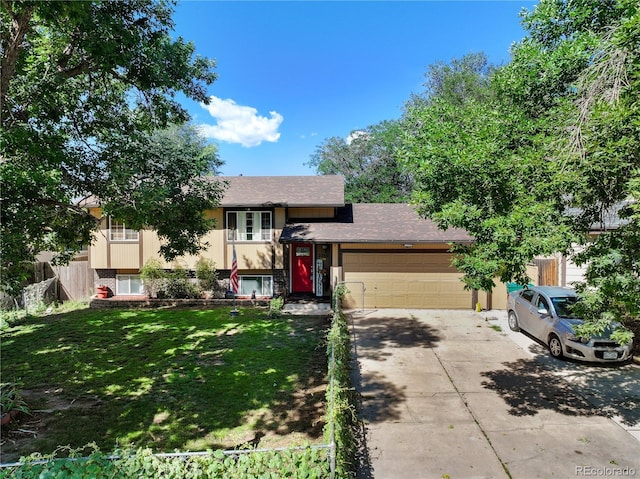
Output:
top-left (401, 49), bottom-right (576, 290)
top-left (307, 120), bottom-right (413, 203)
top-left (417, 51), bottom-right (493, 107)
top-left (1, 0), bottom-right (224, 295)
top-left (401, 0), bottom-right (639, 342)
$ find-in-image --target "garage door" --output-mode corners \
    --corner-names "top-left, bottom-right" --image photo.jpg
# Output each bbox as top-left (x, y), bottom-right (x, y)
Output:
top-left (342, 252), bottom-right (471, 309)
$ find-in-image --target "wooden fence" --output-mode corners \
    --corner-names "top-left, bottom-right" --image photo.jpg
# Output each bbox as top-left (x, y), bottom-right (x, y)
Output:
top-left (34, 260), bottom-right (94, 301)
top-left (534, 258), bottom-right (558, 286)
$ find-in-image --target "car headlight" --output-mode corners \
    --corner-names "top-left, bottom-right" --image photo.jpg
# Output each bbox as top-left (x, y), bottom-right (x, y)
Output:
top-left (566, 333), bottom-right (589, 344)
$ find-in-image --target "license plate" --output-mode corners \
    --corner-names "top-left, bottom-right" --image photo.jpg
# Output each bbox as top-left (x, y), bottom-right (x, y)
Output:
top-left (603, 351), bottom-right (618, 360)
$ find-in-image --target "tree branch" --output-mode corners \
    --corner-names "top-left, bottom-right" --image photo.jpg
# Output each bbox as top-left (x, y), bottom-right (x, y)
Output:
top-left (31, 198), bottom-right (95, 218)
top-left (568, 27), bottom-right (629, 158)
top-left (1, 2), bottom-right (34, 115)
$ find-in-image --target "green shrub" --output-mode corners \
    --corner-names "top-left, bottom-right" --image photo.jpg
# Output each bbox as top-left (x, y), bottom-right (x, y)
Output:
top-left (268, 296), bottom-right (284, 318)
top-left (0, 308), bottom-right (25, 329)
top-left (1, 381), bottom-right (30, 416)
top-left (140, 259), bottom-right (166, 298)
top-left (195, 257), bottom-right (219, 292)
top-left (164, 263), bottom-right (200, 299)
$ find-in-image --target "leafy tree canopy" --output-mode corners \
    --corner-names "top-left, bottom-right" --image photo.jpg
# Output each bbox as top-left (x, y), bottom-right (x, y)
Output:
top-left (415, 51), bottom-right (494, 107)
top-left (1, 0), bottom-right (224, 294)
top-left (400, 0), bottom-right (639, 342)
top-left (306, 120), bottom-right (413, 203)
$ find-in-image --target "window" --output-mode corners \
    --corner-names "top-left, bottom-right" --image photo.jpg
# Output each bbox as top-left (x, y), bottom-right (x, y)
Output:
top-left (110, 219), bottom-right (139, 241)
top-left (551, 296), bottom-right (578, 318)
top-left (116, 275), bottom-right (144, 295)
top-left (227, 211), bottom-right (272, 241)
top-left (521, 289), bottom-right (535, 303)
top-left (239, 275), bottom-right (273, 296)
top-left (537, 296), bottom-right (550, 312)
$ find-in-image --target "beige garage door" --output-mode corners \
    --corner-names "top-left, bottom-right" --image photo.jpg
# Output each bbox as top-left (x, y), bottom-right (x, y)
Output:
top-left (342, 252), bottom-right (471, 309)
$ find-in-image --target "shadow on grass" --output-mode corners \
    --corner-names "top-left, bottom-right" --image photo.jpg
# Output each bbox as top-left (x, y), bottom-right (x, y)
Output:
top-left (0, 308), bottom-right (328, 461)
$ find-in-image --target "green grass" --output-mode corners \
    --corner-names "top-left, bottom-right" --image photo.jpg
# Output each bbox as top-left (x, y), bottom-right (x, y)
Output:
top-left (0, 306), bottom-right (328, 461)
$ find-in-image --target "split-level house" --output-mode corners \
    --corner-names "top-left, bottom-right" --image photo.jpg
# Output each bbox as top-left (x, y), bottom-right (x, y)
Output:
top-left (86, 175), bottom-right (512, 309)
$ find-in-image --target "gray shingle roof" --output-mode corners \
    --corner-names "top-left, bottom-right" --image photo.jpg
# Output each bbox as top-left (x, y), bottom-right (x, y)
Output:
top-left (78, 175), bottom-right (346, 208)
top-left (280, 203), bottom-right (473, 244)
top-left (219, 175), bottom-right (345, 207)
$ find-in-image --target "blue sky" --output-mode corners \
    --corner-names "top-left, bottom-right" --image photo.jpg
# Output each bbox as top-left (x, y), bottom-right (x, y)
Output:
top-left (171, 1), bottom-right (538, 176)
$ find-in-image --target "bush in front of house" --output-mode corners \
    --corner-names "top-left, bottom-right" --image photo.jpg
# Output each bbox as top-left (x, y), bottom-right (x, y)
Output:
top-left (141, 260), bottom-right (210, 300)
top-left (140, 259), bottom-right (166, 298)
top-left (161, 263), bottom-right (200, 299)
top-left (195, 258), bottom-right (220, 297)
top-left (268, 296), bottom-right (284, 317)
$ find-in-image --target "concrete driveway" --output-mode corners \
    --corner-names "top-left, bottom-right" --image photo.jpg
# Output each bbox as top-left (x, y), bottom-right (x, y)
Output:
top-left (349, 309), bottom-right (640, 479)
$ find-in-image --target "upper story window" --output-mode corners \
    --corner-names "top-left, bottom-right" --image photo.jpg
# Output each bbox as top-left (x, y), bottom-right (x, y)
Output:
top-left (109, 218), bottom-right (139, 241)
top-left (227, 211), bottom-right (272, 241)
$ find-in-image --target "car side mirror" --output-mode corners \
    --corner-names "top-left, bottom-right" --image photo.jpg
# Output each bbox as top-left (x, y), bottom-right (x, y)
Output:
top-left (538, 308), bottom-right (548, 315)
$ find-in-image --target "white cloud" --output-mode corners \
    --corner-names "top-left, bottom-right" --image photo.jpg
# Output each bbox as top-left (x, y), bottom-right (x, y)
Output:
top-left (198, 96), bottom-right (283, 147)
top-left (299, 132), bottom-right (318, 140)
top-left (346, 130), bottom-right (369, 145)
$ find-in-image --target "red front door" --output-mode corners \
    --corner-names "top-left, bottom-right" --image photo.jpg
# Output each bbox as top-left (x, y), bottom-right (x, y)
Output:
top-left (292, 243), bottom-right (313, 293)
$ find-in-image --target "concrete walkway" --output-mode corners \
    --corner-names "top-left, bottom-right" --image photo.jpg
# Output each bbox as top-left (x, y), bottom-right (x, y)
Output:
top-left (350, 309), bottom-right (640, 479)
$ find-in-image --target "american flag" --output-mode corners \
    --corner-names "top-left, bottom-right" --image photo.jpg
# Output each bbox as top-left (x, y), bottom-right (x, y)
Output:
top-left (230, 243), bottom-right (239, 294)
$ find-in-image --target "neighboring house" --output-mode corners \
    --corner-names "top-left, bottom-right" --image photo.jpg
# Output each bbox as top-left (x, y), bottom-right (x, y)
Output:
top-left (85, 175), bottom-right (509, 310)
top-left (539, 204), bottom-right (628, 289)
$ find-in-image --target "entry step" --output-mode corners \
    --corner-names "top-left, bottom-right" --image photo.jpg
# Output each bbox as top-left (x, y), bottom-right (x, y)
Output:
top-left (283, 302), bottom-right (333, 315)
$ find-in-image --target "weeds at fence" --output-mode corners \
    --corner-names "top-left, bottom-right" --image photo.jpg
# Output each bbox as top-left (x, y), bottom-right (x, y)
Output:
top-left (0, 444), bottom-right (331, 478)
top-left (325, 284), bottom-right (358, 478)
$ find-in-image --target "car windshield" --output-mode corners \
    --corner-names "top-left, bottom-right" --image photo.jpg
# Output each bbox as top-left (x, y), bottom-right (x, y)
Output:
top-left (550, 296), bottom-right (578, 318)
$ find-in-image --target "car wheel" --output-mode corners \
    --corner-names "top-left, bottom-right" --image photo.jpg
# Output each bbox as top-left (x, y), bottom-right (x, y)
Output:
top-left (548, 334), bottom-right (564, 359)
top-left (507, 311), bottom-right (520, 331)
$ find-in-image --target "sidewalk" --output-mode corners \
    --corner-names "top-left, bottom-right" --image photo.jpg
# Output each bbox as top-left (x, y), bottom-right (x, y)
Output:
top-left (350, 309), bottom-right (640, 479)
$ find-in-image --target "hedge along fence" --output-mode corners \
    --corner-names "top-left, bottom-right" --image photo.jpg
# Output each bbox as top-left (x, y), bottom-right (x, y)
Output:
top-left (0, 445), bottom-right (331, 478)
top-left (326, 283), bottom-right (358, 477)
top-left (0, 291), bottom-right (358, 479)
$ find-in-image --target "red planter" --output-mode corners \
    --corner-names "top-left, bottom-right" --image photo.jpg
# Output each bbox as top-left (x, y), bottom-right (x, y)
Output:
top-left (1, 410), bottom-right (20, 427)
top-left (96, 285), bottom-right (108, 299)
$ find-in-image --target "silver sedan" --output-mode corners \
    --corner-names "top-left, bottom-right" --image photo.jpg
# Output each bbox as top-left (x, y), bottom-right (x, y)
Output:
top-left (507, 286), bottom-right (633, 363)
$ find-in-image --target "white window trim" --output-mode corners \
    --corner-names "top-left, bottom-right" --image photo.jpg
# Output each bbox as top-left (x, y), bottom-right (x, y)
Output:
top-left (116, 274), bottom-right (144, 296)
top-left (239, 275), bottom-right (273, 297)
top-left (109, 218), bottom-right (139, 242)
top-left (227, 211), bottom-right (272, 242)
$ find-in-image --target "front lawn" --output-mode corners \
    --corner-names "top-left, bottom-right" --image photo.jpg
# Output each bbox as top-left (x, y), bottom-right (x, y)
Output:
top-left (0, 306), bottom-right (328, 463)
